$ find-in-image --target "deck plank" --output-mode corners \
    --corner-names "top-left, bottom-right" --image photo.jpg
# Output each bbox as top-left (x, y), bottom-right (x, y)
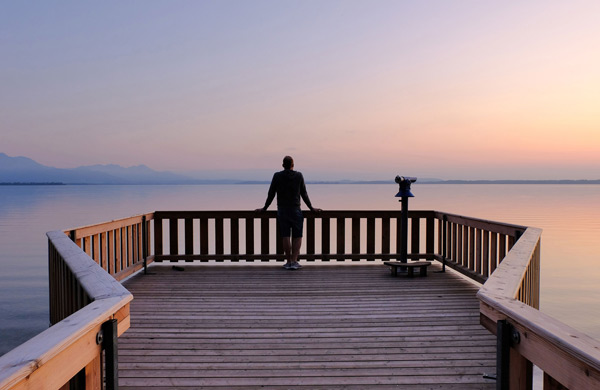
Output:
top-left (120, 262), bottom-right (496, 389)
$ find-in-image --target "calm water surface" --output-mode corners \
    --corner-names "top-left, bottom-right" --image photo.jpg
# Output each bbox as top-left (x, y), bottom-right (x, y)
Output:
top-left (1, 184), bottom-right (599, 355)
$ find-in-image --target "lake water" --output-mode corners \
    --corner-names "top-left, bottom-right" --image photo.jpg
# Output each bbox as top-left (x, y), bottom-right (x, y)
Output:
top-left (1, 183), bottom-right (599, 356)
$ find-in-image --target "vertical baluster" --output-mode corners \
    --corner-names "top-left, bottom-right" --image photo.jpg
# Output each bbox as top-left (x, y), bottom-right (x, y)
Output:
top-left (454, 224), bottom-right (463, 265)
top-left (115, 229), bottom-right (122, 272)
top-left (128, 225), bottom-right (134, 269)
top-left (100, 232), bottom-right (107, 271)
top-left (136, 222), bottom-right (142, 263)
top-left (185, 218), bottom-right (193, 258)
top-left (92, 234), bottom-right (100, 265)
top-left (260, 216), bottom-right (269, 259)
top-left (306, 215), bottom-right (315, 261)
top-left (461, 225), bottom-right (468, 267)
top-left (426, 217), bottom-right (434, 256)
top-left (154, 218), bottom-right (163, 258)
top-left (476, 228), bottom-right (482, 275)
top-left (396, 217), bottom-right (402, 260)
top-left (84, 236), bottom-right (91, 256)
top-left (337, 218), bottom-right (347, 261)
top-left (381, 217), bottom-right (390, 259)
top-left (231, 217), bottom-right (239, 261)
top-left (107, 230), bottom-right (113, 273)
top-left (245, 217), bottom-right (254, 260)
top-left (352, 217), bottom-right (360, 259)
top-left (276, 218), bottom-right (282, 257)
top-left (490, 232), bottom-right (498, 274)
top-left (437, 218), bottom-right (443, 256)
top-left (499, 234), bottom-right (507, 263)
top-left (200, 218), bottom-right (209, 259)
top-left (411, 217), bottom-right (420, 257)
top-left (468, 226), bottom-right (475, 270)
top-left (215, 217), bottom-right (224, 259)
top-left (169, 218), bottom-right (178, 259)
top-left (120, 227), bottom-right (127, 271)
top-left (482, 230), bottom-right (490, 277)
top-left (366, 217), bottom-right (375, 260)
top-left (322, 216), bottom-right (331, 261)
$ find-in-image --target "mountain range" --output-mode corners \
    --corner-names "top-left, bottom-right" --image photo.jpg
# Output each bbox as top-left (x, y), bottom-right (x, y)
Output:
top-left (3, 153), bottom-right (598, 185)
top-left (0, 153), bottom-right (199, 184)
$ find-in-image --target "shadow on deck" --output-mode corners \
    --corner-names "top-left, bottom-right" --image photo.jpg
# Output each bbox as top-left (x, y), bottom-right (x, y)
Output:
top-left (119, 262), bottom-right (496, 389)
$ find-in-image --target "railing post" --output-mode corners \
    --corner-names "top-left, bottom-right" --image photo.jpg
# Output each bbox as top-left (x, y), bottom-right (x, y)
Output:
top-left (497, 319), bottom-right (511, 390)
top-left (497, 319), bottom-right (530, 390)
top-left (101, 319), bottom-right (119, 390)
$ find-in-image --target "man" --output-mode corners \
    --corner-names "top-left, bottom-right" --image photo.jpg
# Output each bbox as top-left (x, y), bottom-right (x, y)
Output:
top-left (257, 156), bottom-right (321, 270)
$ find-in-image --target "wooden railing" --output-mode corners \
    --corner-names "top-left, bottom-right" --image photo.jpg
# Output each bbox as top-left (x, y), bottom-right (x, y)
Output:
top-left (0, 231), bottom-right (132, 390)
top-left (478, 227), bottom-right (600, 389)
top-left (152, 210), bottom-right (437, 262)
top-left (65, 212), bottom-right (154, 282)
top-left (434, 212), bottom-right (527, 284)
top-left (1, 209), bottom-right (599, 390)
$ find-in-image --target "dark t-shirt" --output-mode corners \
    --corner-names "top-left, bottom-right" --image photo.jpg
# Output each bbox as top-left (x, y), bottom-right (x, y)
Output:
top-left (263, 169), bottom-right (314, 210)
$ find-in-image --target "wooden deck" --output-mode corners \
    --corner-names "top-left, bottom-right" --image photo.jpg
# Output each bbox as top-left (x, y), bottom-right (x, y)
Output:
top-left (119, 262), bottom-right (497, 389)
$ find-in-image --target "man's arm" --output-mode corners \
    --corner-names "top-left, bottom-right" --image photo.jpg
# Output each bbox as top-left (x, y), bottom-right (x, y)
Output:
top-left (299, 173), bottom-right (315, 211)
top-left (260, 173), bottom-right (278, 211)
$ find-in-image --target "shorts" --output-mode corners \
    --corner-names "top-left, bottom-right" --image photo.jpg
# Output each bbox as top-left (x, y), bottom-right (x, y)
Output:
top-left (277, 207), bottom-right (303, 238)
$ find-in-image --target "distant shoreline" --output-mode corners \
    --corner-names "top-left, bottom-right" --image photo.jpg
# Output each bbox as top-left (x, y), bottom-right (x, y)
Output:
top-left (0, 182), bottom-right (66, 186)
top-left (2, 180), bottom-right (600, 186)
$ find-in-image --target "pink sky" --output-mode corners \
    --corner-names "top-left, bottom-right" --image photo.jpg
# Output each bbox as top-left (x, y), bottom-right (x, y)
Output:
top-left (2, 1), bottom-right (599, 180)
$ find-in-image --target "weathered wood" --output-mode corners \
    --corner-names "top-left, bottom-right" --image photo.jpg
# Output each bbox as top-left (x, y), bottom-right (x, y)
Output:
top-left (411, 217), bottom-right (420, 254)
top-left (426, 217), bottom-right (434, 255)
top-left (352, 218), bottom-right (360, 256)
top-left (337, 218), bottom-right (346, 257)
top-left (215, 218), bottom-right (224, 256)
top-left (184, 218), bottom-right (193, 255)
top-left (169, 218), bottom-right (178, 256)
top-left (119, 263), bottom-right (496, 388)
top-left (366, 218), bottom-right (375, 257)
top-left (245, 217), bottom-right (254, 256)
top-left (434, 212), bottom-right (526, 236)
top-left (322, 217), bottom-right (331, 258)
top-left (231, 218), bottom-right (240, 257)
top-left (261, 217), bottom-right (269, 255)
top-left (65, 213), bottom-right (153, 240)
top-left (0, 231), bottom-right (132, 390)
top-left (200, 218), bottom-right (208, 255)
top-left (381, 217), bottom-right (390, 255)
top-left (154, 218), bottom-right (163, 256)
top-left (306, 216), bottom-right (315, 257)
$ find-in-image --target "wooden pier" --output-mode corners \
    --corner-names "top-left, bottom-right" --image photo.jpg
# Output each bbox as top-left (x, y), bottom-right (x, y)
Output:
top-left (119, 262), bottom-right (496, 389)
top-left (2, 209), bottom-right (599, 390)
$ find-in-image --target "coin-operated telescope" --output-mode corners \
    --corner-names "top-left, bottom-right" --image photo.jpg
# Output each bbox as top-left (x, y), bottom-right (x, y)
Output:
top-left (394, 176), bottom-right (417, 264)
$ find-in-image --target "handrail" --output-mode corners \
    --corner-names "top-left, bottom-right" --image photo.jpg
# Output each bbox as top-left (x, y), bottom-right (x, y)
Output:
top-left (478, 227), bottom-right (600, 388)
top-left (0, 231), bottom-right (132, 390)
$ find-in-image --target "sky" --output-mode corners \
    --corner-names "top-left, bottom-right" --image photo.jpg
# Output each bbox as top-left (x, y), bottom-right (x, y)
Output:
top-left (1, 0), bottom-right (600, 181)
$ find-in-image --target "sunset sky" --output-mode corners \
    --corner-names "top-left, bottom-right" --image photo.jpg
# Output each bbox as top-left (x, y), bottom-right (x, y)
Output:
top-left (2, 1), bottom-right (599, 180)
